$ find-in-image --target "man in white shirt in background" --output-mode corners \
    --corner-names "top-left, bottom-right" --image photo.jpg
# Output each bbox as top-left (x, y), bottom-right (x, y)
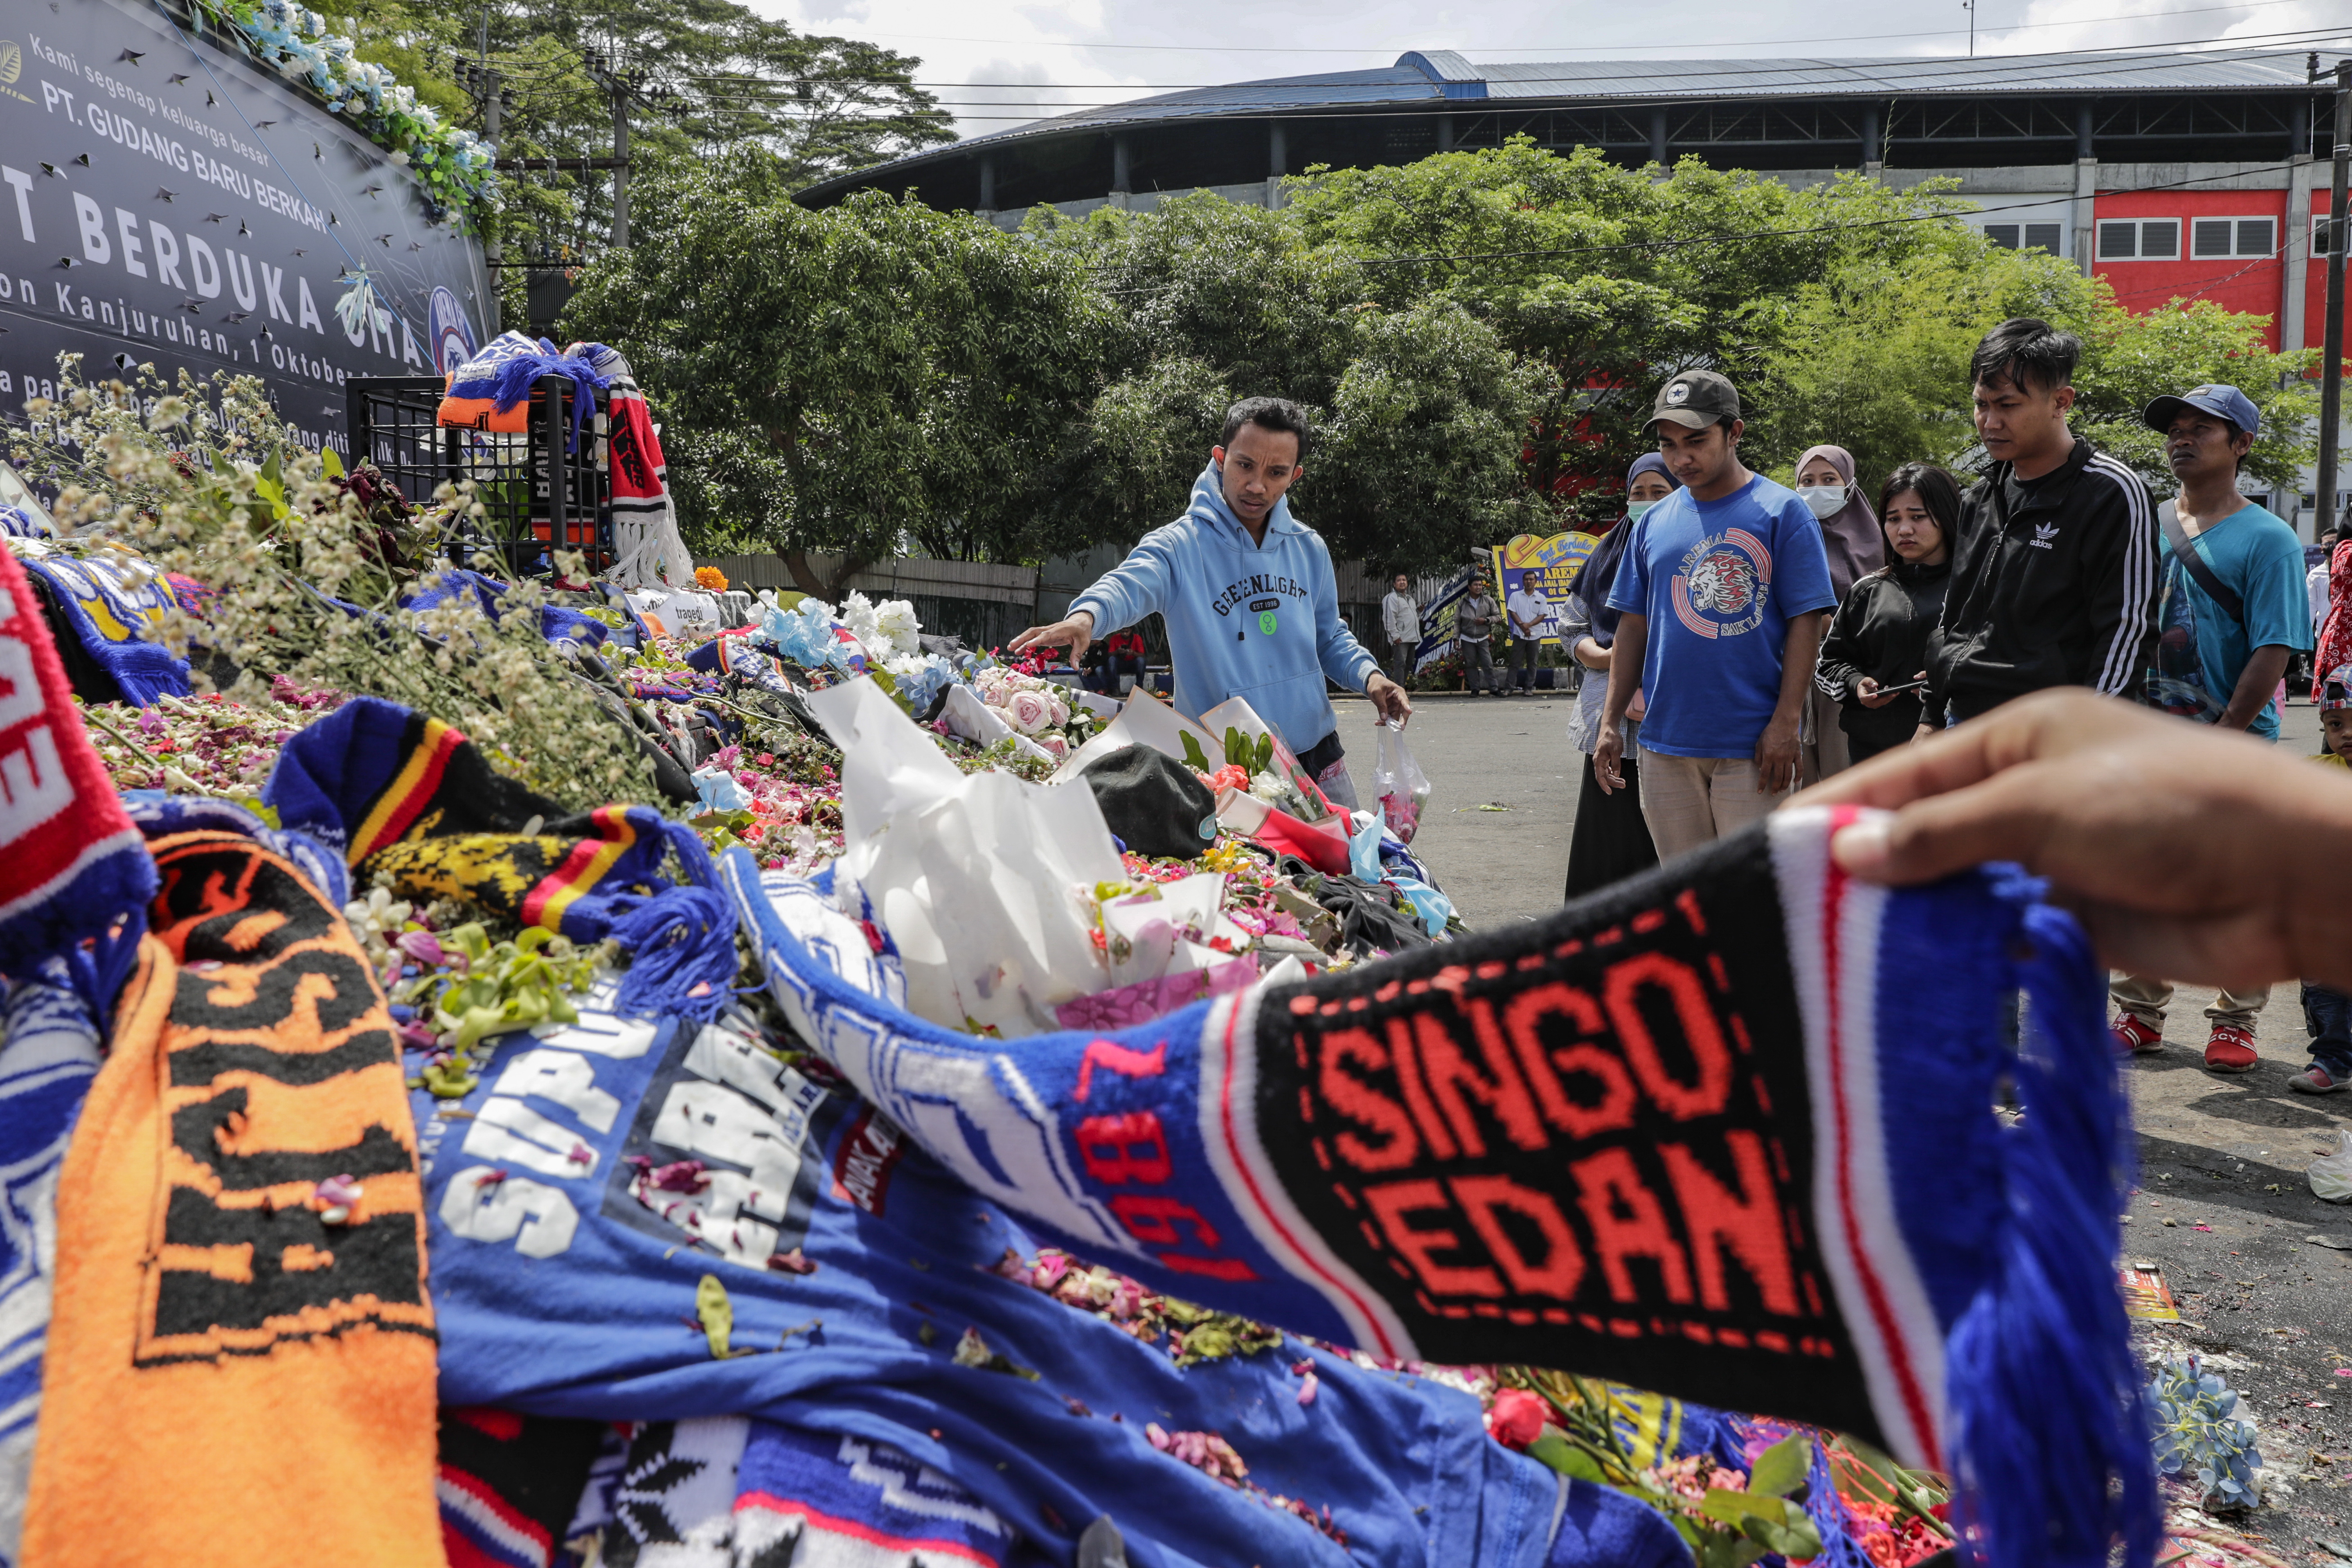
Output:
top-left (1380, 573), bottom-right (1421, 687)
top-left (1505, 580), bottom-right (1550, 695)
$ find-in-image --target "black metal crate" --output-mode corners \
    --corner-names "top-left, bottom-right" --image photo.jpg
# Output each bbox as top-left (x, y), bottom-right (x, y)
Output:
top-left (348, 375), bottom-right (612, 578)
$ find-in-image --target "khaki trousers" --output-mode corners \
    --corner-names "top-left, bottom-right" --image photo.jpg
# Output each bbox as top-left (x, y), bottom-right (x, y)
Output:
top-left (1800, 685), bottom-right (1851, 786)
top-left (1636, 751), bottom-right (1786, 862)
top-left (2110, 973), bottom-right (2268, 1032)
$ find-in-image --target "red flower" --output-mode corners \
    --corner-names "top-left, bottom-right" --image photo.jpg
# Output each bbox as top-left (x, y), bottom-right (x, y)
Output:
top-left (1486, 1389), bottom-right (1549, 1450)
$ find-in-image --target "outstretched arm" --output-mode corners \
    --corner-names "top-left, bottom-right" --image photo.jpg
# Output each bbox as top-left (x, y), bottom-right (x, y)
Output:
top-left (1789, 689), bottom-right (2352, 991)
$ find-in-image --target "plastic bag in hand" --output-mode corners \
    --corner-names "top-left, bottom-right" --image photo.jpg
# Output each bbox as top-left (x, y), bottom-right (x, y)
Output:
top-left (1371, 721), bottom-right (1431, 844)
top-left (2310, 1129), bottom-right (2352, 1204)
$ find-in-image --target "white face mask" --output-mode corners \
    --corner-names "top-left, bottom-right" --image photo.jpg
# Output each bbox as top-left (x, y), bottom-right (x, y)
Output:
top-left (1626, 498), bottom-right (1662, 522)
top-left (1797, 483), bottom-right (1849, 520)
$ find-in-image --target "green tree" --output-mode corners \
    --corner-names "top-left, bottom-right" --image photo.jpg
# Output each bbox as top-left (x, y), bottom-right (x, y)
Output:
top-left (316, 0), bottom-right (950, 308)
top-left (564, 161), bottom-right (1114, 597)
top-left (1284, 141), bottom-right (1974, 520)
top-left (1745, 238), bottom-right (2317, 498)
top-left (1032, 193), bottom-right (1543, 573)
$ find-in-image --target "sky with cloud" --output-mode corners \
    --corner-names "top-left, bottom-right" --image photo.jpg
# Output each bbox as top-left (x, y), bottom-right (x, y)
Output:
top-left (753, 0), bottom-right (2350, 140)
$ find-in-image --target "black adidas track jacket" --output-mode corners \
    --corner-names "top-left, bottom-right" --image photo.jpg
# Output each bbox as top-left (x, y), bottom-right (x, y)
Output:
top-left (1923, 436), bottom-right (2158, 726)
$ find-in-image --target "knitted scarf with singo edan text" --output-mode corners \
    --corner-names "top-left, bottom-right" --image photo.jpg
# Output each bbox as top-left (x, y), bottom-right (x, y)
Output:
top-left (726, 809), bottom-right (2159, 1568)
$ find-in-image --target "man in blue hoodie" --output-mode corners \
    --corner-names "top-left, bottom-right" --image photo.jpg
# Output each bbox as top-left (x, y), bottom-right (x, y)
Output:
top-left (1013, 397), bottom-right (1411, 809)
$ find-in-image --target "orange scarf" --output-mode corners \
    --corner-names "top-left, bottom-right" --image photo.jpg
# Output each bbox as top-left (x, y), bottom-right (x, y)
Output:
top-left (22, 831), bottom-right (440, 1568)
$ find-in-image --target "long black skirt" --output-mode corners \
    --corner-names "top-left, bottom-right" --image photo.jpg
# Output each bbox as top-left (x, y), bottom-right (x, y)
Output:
top-left (1563, 750), bottom-right (1659, 902)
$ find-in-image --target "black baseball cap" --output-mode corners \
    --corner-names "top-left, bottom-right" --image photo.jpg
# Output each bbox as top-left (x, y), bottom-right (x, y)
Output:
top-left (1646, 370), bottom-right (1741, 434)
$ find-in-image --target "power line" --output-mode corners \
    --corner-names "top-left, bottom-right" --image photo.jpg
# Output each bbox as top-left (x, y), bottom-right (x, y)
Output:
top-left (882, 30), bottom-right (2351, 103)
top-left (791, 0), bottom-right (2328, 58)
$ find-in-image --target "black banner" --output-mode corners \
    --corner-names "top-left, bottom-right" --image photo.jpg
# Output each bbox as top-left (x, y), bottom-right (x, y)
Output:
top-left (0, 0), bottom-right (489, 457)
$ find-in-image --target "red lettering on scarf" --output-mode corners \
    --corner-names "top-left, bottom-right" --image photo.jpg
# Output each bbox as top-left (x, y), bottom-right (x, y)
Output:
top-left (1423, 1002), bottom-right (1546, 1155)
top-left (1497, 983), bottom-right (1638, 1138)
top-left (1363, 1179), bottom-right (1504, 1298)
top-left (1073, 1038), bottom-right (1164, 1102)
top-left (1109, 1194), bottom-right (1220, 1249)
top-left (1661, 1133), bottom-right (1801, 1316)
top-left (1603, 952), bottom-right (1733, 1121)
top-left (1318, 1027), bottom-right (1419, 1172)
top-left (1384, 1016), bottom-right (1458, 1161)
top-left (1448, 1175), bottom-right (1586, 1299)
top-left (1074, 1112), bottom-right (1171, 1185)
top-left (1570, 1148), bottom-right (1694, 1305)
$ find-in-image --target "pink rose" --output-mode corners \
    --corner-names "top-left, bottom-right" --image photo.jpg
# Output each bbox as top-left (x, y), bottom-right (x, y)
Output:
top-left (1005, 689), bottom-right (1053, 735)
top-left (1039, 734), bottom-right (1069, 760)
top-left (1047, 697), bottom-right (1071, 727)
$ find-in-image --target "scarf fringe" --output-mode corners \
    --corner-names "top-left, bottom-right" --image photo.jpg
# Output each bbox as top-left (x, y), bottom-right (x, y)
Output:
top-left (1944, 877), bottom-right (2157, 1568)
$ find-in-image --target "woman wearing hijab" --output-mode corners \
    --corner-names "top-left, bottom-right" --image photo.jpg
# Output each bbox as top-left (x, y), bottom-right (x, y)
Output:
top-left (1791, 444), bottom-right (1888, 783)
top-left (1561, 454), bottom-right (1675, 900)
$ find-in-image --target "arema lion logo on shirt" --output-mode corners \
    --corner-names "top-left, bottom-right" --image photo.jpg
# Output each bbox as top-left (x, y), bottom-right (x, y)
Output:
top-left (1671, 529), bottom-right (1776, 640)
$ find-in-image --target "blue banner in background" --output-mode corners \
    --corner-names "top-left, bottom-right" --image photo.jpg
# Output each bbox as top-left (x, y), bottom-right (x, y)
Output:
top-left (0, 0), bottom-right (488, 456)
top-left (1409, 563), bottom-right (1477, 674)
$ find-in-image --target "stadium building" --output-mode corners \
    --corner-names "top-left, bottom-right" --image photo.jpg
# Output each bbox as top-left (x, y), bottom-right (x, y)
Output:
top-left (805, 47), bottom-right (2352, 537)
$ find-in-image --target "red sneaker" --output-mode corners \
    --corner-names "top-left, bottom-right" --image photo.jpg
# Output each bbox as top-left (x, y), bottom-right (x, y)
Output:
top-left (2110, 1012), bottom-right (2164, 1054)
top-left (2204, 1024), bottom-right (2259, 1074)
top-left (2289, 1065), bottom-right (2345, 1094)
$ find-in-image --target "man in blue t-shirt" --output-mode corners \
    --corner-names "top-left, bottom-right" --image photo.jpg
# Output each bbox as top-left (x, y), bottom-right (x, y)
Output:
top-left (1594, 371), bottom-right (1837, 861)
top-left (2113, 382), bottom-right (2315, 1073)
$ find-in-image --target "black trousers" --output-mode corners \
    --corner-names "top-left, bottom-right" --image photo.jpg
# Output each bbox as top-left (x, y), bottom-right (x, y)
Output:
top-left (1564, 750), bottom-right (1659, 901)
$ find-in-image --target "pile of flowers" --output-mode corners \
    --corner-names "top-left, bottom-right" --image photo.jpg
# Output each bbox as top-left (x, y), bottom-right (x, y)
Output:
top-left (188, 0), bottom-right (497, 223)
top-left (992, 1248), bottom-right (1286, 1368)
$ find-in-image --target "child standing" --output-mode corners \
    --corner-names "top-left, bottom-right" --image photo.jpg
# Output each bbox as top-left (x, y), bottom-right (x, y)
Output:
top-left (2292, 663), bottom-right (2352, 1094)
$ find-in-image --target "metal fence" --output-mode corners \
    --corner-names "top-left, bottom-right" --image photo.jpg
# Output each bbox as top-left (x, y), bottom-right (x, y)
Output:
top-left (348, 376), bottom-right (611, 578)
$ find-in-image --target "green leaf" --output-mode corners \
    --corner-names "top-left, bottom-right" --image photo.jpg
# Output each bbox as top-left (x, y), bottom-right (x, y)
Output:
top-left (1179, 733), bottom-right (1211, 772)
top-left (1738, 1502), bottom-right (1820, 1560)
top-left (1698, 1490), bottom-right (1775, 1527)
top-left (320, 444), bottom-right (345, 480)
top-left (1525, 1432), bottom-right (1606, 1483)
top-left (1747, 1433), bottom-right (1812, 1499)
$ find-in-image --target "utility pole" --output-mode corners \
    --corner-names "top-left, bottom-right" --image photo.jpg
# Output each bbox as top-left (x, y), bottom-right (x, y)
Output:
top-left (1963, 0), bottom-right (1976, 59)
top-left (583, 50), bottom-right (634, 249)
top-left (458, 44), bottom-right (510, 332)
top-left (2316, 57), bottom-right (2349, 545)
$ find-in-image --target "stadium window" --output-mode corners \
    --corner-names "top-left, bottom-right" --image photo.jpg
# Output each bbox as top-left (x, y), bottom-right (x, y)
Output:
top-left (2191, 216), bottom-right (2276, 259)
top-left (1986, 223), bottom-right (2063, 254)
top-left (2099, 218), bottom-right (2179, 261)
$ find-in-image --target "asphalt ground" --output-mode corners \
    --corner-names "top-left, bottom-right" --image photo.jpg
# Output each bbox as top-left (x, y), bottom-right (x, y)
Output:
top-left (1331, 687), bottom-right (2352, 1551)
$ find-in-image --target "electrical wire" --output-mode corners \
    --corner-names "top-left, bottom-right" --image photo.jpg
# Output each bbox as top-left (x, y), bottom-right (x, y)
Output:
top-left (780, 0), bottom-right (2337, 58)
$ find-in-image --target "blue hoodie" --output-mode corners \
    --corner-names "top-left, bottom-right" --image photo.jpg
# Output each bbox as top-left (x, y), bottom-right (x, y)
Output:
top-left (1072, 463), bottom-right (1379, 755)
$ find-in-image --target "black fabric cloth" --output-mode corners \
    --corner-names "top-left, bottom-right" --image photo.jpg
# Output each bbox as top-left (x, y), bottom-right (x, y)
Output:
top-left (1276, 857), bottom-right (1433, 957)
top-left (1814, 558), bottom-right (1952, 757)
top-left (1564, 750), bottom-right (1658, 901)
top-left (1924, 435), bottom-right (2157, 725)
top-left (1080, 745), bottom-right (1221, 859)
top-left (1568, 519), bottom-right (1635, 647)
top-left (1294, 729), bottom-right (1345, 780)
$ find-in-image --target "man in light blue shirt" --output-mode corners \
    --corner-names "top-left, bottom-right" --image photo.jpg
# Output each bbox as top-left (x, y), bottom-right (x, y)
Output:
top-left (2113, 381), bottom-right (2314, 1072)
top-left (1013, 398), bottom-right (1411, 809)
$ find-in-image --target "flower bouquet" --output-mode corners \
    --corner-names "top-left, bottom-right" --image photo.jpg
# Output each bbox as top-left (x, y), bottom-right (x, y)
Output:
top-left (970, 663), bottom-right (1103, 765)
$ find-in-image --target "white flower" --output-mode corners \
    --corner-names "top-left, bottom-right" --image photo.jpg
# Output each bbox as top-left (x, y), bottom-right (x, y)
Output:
top-left (873, 598), bottom-right (921, 657)
top-left (1047, 696), bottom-right (1070, 727)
